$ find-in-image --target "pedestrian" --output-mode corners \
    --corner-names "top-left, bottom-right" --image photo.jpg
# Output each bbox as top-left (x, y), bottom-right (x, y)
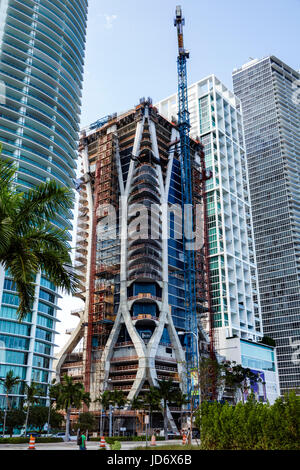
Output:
top-left (77, 429), bottom-right (87, 451)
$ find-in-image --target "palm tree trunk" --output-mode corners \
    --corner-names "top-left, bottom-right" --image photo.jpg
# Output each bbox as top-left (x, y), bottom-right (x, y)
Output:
top-left (24, 404), bottom-right (30, 436)
top-left (2, 395), bottom-right (8, 437)
top-left (163, 400), bottom-right (168, 440)
top-left (65, 407), bottom-right (71, 441)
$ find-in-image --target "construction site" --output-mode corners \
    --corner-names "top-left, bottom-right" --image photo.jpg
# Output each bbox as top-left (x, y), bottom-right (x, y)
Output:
top-left (55, 6), bottom-right (218, 435)
top-left (56, 96), bottom-right (214, 433)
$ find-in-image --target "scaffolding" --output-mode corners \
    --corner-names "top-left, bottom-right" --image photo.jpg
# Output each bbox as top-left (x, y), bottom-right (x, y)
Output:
top-left (84, 132), bottom-right (120, 393)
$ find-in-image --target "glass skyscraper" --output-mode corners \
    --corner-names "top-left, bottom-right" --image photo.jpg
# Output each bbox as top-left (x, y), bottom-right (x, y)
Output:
top-left (0, 0), bottom-right (88, 408)
top-left (233, 56), bottom-right (300, 395)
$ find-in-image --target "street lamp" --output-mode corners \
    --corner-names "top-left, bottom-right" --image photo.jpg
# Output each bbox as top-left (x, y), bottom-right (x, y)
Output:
top-left (178, 330), bottom-right (201, 403)
top-left (178, 330), bottom-right (201, 444)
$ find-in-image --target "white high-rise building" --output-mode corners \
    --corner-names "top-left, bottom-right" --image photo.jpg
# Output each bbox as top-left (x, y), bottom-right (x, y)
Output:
top-left (156, 76), bottom-right (279, 403)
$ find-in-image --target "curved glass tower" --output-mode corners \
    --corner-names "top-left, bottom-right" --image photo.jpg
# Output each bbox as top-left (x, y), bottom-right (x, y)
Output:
top-left (0, 0), bottom-right (88, 409)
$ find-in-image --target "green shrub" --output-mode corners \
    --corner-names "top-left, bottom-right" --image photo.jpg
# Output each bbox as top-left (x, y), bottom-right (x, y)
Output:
top-left (90, 435), bottom-right (165, 443)
top-left (195, 392), bottom-right (300, 450)
top-left (133, 444), bottom-right (201, 450)
top-left (110, 441), bottom-right (121, 450)
top-left (0, 437), bottom-right (63, 444)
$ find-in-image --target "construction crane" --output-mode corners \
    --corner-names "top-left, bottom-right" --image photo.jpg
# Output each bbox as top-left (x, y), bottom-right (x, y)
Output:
top-left (174, 6), bottom-right (198, 399)
top-left (174, 6), bottom-right (217, 403)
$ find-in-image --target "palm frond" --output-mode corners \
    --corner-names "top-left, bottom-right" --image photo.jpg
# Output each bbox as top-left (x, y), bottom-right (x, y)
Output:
top-left (17, 180), bottom-right (74, 226)
top-left (36, 250), bottom-right (80, 295)
top-left (19, 224), bottom-right (71, 256)
top-left (0, 158), bottom-right (18, 191)
top-left (0, 164), bottom-right (78, 321)
top-left (1, 239), bottom-right (38, 321)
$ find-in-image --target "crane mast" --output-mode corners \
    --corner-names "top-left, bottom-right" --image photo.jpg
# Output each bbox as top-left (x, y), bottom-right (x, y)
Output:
top-left (174, 6), bottom-right (198, 392)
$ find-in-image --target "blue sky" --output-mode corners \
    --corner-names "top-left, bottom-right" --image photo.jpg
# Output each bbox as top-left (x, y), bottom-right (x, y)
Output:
top-left (56, 0), bottom-right (300, 349)
top-left (80, 0), bottom-right (300, 128)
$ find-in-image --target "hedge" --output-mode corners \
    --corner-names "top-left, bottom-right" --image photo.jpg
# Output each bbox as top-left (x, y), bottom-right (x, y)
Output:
top-left (194, 392), bottom-right (300, 450)
top-left (0, 437), bottom-right (63, 444)
top-left (133, 444), bottom-right (201, 450)
top-left (90, 436), bottom-right (166, 443)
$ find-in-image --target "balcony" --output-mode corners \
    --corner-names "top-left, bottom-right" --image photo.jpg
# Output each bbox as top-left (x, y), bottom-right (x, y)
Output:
top-left (111, 355), bottom-right (138, 363)
top-left (155, 355), bottom-right (176, 363)
top-left (128, 271), bottom-right (162, 282)
top-left (128, 293), bottom-right (162, 302)
top-left (114, 341), bottom-right (134, 348)
top-left (110, 363), bottom-right (138, 372)
top-left (157, 374), bottom-right (179, 382)
top-left (110, 375), bottom-right (136, 382)
top-left (132, 314), bottom-right (158, 326)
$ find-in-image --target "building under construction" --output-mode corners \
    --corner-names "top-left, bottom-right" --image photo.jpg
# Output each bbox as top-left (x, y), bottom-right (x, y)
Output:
top-left (56, 99), bottom-right (212, 433)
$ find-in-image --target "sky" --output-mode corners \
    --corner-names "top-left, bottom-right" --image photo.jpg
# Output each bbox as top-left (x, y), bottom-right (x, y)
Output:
top-left (55, 0), bottom-right (300, 351)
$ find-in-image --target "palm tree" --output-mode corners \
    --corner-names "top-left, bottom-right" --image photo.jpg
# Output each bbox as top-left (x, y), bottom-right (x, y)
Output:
top-left (51, 375), bottom-right (90, 441)
top-left (130, 393), bottom-right (146, 435)
top-left (0, 370), bottom-right (21, 437)
top-left (110, 390), bottom-right (127, 408)
top-left (0, 158), bottom-right (79, 321)
top-left (109, 390), bottom-right (126, 436)
top-left (172, 388), bottom-right (188, 433)
top-left (94, 391), bottom-right (111, 435)
top-left (24, 382), bottom-right (43, 436)
top-left (143, 386), bottom-right (161, 433)
top-left (157, 379), bottom-right (178, 440)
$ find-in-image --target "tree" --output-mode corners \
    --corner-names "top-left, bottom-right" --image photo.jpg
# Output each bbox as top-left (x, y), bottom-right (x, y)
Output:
top-left (48, 409), bottom-right (64, 431)
top-left (172, 388), bottom-right (189, 433)
top-left (198, 357), bottom-right (224, 402)
top-left (194, 392), bottom-right (300, 450)
top-left (51, 375), bottom-right (91, 441)
top-left (75, 412), bottom-right (97, 433)
top-left (156, 379), bottom-right (178, 439)
top-left (130, 393), bottom-right (146, 436)
top-left (24, 382), bottom-right (43, 436)
top-left (259, 336), bottom-right (276, 347)
top-left (27, 406), bottom-right (48, 433)
top-left (0, 370), bottom-right (21, 436)
top-left (0, 158), bottom-right (79, 321)
top-left (109, 390), bottom-right (127, 436)
top-left (26, 406), bottom-right (63, 433)
top-left (6, 409), bottom-right (26, 437)
top-left (222, 361), bottom-right (263, 404)
top-left (130, 394), bottom-right (145, 412)
top-left (94, 391), bottom-right (112, 435)
top-left (109, 390), bottom-right (127, 409)
top-left (143, 386), bottom-right (161, 432)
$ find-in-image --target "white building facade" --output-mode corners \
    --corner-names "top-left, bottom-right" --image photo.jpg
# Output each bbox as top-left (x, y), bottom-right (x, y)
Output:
top-left (156, 75), bottom-right (280, 403)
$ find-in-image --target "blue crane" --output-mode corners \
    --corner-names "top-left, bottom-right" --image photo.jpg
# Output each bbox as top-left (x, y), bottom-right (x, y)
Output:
top-left (174, 6), bottom-right (198, 397)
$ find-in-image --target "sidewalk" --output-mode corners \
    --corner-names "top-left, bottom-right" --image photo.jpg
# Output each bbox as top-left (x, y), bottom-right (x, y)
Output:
top-left (0, 439), bottom-right (193, 451)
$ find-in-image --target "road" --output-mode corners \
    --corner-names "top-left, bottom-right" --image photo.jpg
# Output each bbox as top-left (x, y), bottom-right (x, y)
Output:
top-left (0, 439), bottom-right (199, 451)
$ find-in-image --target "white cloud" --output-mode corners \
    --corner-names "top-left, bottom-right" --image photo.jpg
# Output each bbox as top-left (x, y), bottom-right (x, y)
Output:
top-left (104, 14), bottom-right (117, 30)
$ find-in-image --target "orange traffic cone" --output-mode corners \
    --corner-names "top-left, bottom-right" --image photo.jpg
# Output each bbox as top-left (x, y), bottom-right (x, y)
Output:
top-left (99, 436), bottom-right (106, 449)
top-left (182, 433), bottom-right (187, 445)
top-left (150, 434), bottom-right (156, 446)
top-left (28, 435), bottom-right (36, 450)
